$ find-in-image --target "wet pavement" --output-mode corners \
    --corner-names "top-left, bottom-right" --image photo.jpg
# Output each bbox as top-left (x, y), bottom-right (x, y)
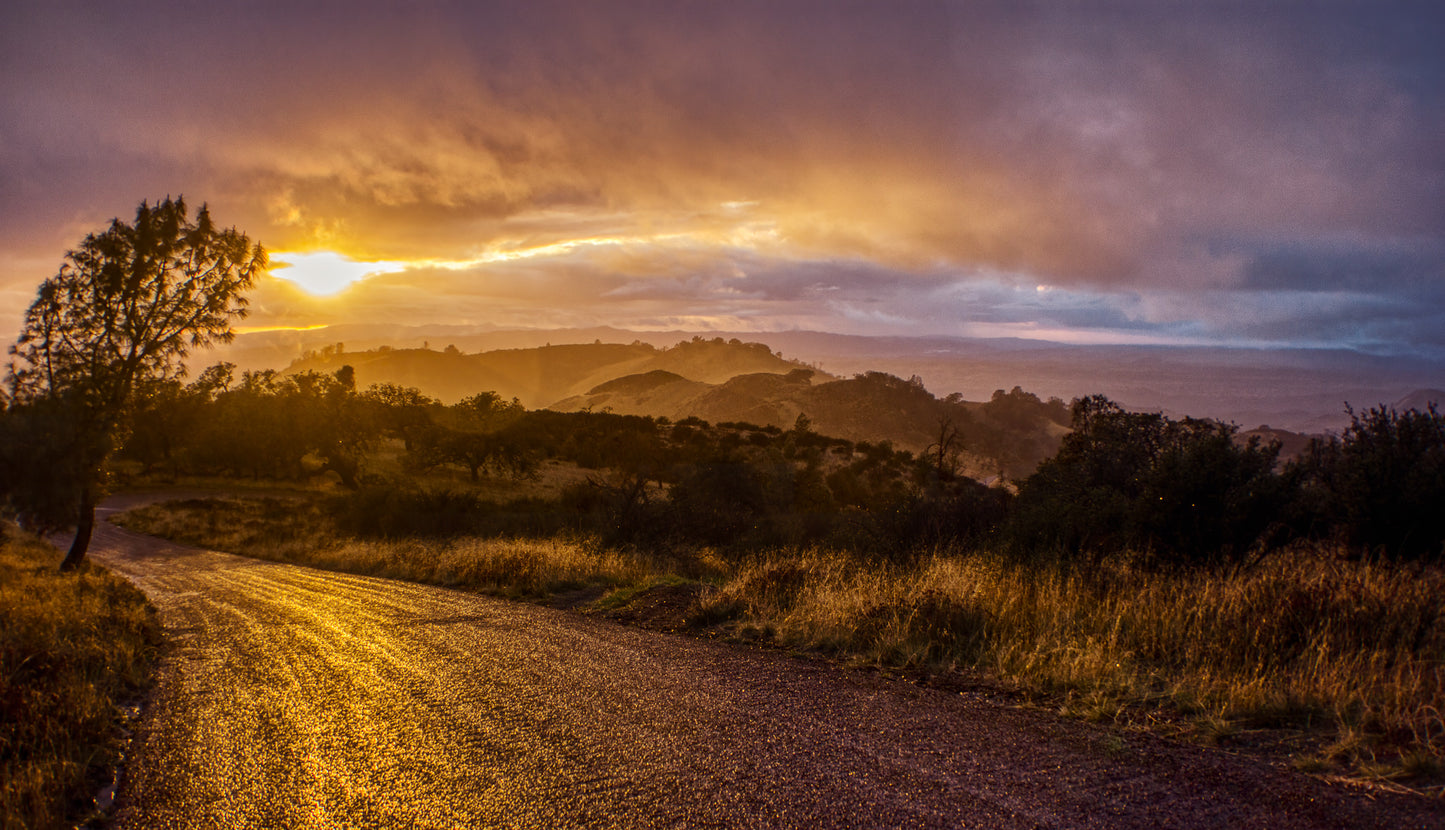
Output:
top-left (88, 499), bottom-right (1440, 829)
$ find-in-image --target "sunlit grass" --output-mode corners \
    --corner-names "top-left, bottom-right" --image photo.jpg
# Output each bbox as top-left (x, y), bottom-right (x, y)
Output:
top-left (117, 497), bottom-right (1444, 785)
top-left (0, 524), bottom-right (159, 830)
top-left (699, 550), bottom-right (1443, 774)
top-left (115, 496), bottom-right (697, 600)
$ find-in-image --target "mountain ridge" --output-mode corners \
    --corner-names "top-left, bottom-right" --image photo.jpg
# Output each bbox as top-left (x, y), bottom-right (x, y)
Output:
top-left (283, 337), bottom-right (829, 409)
top-left (222, 326), bottom-right (1445, 434)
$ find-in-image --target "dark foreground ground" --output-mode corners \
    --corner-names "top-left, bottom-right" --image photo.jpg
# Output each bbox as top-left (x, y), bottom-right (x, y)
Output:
top-left (87, 497), bottom-right (1441, 829)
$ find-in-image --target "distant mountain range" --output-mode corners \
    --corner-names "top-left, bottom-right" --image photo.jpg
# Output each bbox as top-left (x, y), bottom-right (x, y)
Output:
top-left (284, 337), bottom-right (817, 409)
top-left (220, 324), bottom-right (1445, 435)
top-left (281, 336), bottom-right (1073, 476)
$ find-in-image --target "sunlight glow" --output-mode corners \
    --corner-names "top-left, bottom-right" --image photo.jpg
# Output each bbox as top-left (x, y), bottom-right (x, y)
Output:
top-left (403, 218), bottom-right (780, 272)
top-left (269, 251), bottom-right (407, 295)
top-left (266, 220), bottom-right (782, 297)
top-left (233, 323), bottom-right (332, 334)
top-left (415, 233), bottom-right (696, 271)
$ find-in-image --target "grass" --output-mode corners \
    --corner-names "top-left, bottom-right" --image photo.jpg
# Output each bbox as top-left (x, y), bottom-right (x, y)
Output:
top-left (0, 524), bottom-right (159, 830)
top-left (116, 495), bottom-right (1445, 788)
top-left (114, 495), bottom-right (715, 600)
top-left (697, 549), bottom-right (1444, 782)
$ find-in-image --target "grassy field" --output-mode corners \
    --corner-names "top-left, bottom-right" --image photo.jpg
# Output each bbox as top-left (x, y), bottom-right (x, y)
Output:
top-left (116, 494), bottom-right (1444, 791)
top-left (699, 550), bottom-right (1444, 779)
top-left (0, 525), bottom-right (159, 830)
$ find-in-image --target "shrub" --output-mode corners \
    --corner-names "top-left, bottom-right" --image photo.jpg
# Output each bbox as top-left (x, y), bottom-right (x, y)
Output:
top-left (1288, 404), bottom-right (1445, 561)
top-left (330, 486), bottom-right (574, 539)
top-left (1009, 395), bottom-right (1286, 563)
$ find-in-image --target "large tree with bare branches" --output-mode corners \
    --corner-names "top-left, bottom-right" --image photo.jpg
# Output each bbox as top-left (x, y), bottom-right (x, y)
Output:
top-left (3, 197), bottom-right (264, 569)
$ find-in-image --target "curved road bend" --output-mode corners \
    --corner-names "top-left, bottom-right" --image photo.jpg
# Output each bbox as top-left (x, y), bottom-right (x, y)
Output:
top-left (86, 498), bottom-right (1437, 829)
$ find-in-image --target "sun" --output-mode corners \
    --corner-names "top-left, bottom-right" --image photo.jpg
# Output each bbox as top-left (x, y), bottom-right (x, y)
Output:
top-left (267, 251), bottom-right (406, 295)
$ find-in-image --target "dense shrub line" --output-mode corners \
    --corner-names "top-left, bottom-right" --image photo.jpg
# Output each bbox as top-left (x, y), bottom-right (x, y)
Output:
top-left (43, 362), bottom-right (1434, 564)
top-left (326, 393), bottom-right (1444, 564)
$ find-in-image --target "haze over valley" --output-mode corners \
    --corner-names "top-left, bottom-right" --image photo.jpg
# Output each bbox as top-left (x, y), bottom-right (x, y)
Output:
top-left (227, 325), bottom-right (1445, 436)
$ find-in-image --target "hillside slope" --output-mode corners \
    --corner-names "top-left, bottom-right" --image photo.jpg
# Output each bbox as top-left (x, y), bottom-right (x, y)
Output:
top-left (554, 369), bottom-right (1071, 477)
top-left (285, 337), bottom-right (822, 407)
top-left (285, 336), bottom-right (1069, 476)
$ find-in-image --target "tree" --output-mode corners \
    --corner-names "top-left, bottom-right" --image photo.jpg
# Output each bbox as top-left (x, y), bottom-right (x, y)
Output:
top-left (1287, 404), bottom-right (1445, 560)
top-left (925, 415), bottom-right (963, 481)
top-left (4, 197), bottom-right (264, 569)
top-left (363, 382), bottom-right (436, 450)
top-left (1009, 395), bottom-right (1285, 563)
top-left (449, 391), bottom-right (524, 433)
top-left (0, 393), bottom-right (92, 537)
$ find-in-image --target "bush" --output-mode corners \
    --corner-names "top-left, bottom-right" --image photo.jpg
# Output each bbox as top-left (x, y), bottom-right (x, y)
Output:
top-left (330, 486), bottom-right (574, 539)
top-left (840, 479), bottom-right (1011, 558)
top-left (1288, 404), bottom-right (1445, 561)
top-left (1009, 396), bottom-right (1286, 563)
top-left (666, 461), bottom-right (770, 547)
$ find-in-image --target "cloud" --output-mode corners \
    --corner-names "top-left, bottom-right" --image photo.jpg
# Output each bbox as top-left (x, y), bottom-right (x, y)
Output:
top-left (1, 2), bottom-right (1442, 355)
top-left (1235, 238), bottom-right (1445, 294)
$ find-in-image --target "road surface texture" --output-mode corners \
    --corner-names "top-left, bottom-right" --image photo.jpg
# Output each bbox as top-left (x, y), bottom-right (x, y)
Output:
top-left (87, 496), bottom-right (1439, 829)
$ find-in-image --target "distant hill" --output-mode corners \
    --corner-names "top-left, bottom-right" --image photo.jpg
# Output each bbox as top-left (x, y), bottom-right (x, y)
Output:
top-left (219, 325), bottom-right (1445, 434)
top-left (556, 368), bottom-right (1072, 478)
top-left (1237, 425), bottom-right (1315, 462)
top-left (282, 336), bottom-right (1069, 477)
top-left (1394, 389), bottom-right (1445, 412)
top-left (284, 337), bottom-right (827, 407)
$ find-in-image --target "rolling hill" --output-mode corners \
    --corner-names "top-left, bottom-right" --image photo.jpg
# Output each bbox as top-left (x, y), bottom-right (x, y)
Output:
top-left (283, 337), bottom-right (1071, 477)
top-left (559, 368), bottom-right (1071, 477)
top-left (285, 337), bottom-right (822, 407)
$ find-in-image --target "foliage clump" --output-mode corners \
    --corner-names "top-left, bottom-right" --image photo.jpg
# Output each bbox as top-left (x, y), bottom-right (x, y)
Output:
top-left (1286, 404), bottom-right (1445, 561)
top-left (1008, 395), bottom-right (1287, 564)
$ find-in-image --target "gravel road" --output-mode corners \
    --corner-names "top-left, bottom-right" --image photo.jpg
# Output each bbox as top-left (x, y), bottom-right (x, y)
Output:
top-left (88, 496), bottom-right (1440, 829)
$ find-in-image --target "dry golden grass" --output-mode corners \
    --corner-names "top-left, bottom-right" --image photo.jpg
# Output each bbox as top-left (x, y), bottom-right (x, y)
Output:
top-left (287, 535), bottom-right (661, 598)
top-left (697, 548), bottom-right (1444, 779)
top-left (116, 496), bottom-right (688, 600)
top-left (118, 496), bottom-right (1444, 783)
top-left (0, 525), bottom-right (159, 830)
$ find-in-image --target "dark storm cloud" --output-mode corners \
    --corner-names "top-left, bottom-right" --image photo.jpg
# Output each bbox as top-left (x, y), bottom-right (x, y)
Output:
top-left (1235, 239), bottom-right (1445, 293)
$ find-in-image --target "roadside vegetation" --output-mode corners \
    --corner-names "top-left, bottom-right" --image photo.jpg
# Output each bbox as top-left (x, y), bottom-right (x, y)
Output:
top-left (4, 292), bottom-right (1439, 791)
top-left (0, 525), bottom-right (159, 830)
top-left (118, 496), bottom-right (1444, 787)
top-left (108, 377), bottom-right (1445, 790)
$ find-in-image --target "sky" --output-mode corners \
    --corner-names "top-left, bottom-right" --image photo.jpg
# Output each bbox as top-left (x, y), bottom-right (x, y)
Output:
top-left (3, 1), bottom-right (1444, 359)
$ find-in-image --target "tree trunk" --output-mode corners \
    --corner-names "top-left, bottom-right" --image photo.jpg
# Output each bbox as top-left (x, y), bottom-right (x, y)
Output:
top-left (60, 486), bottom-right (95, 571)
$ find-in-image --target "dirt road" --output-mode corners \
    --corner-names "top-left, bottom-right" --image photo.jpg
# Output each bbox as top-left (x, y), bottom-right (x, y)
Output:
top-left (88, 497), bottom-right (1438, 829)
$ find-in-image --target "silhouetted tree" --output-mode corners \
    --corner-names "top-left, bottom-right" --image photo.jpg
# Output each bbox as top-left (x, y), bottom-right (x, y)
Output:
top-left (362, 382), bottom-right (436, 450)
top-left (4, 198), bottom-right (263, 568)
top-left (292, 366), bottom-right (373, 488)
top-left (0, 394), bottom-right (90, 536)
top-left (1287, 404), bottom-right (1445, 560)
top-left (449, 391), bottom-right (524, 433)
top-left (1009, 395), bottom-right (1284, 563)
top-left (120, 377), bottom-right (187, 475)
top-left (926, 415), bottom-right (963, 481)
